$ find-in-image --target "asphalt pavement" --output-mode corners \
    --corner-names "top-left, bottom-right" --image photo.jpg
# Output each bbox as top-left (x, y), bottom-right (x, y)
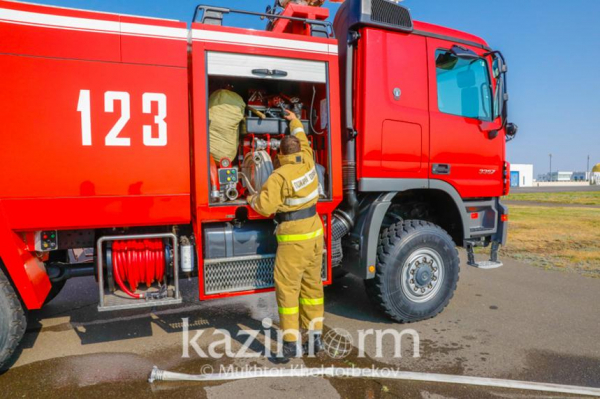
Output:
top-left (0, 252), bottom-right (599, 398)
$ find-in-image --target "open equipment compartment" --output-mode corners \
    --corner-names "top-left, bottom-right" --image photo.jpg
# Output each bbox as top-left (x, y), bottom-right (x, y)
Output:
top-left (190, 18), bottom-right (342, 299)
top-left (201, 59), bottom-right (333, 295)
top-left (205, 51), bottom-right (333, 207)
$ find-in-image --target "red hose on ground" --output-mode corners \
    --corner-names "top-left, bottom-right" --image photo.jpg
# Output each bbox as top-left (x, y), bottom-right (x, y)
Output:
top-left (111, 239), bottom-right (166, 299)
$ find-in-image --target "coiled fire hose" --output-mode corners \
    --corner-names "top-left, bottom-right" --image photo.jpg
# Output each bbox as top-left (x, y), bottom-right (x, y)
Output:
top-left (112, 239), bottom-right (165, 299)
top-left (238, 172), bottom-right (257, 196)
top-left (242, 150), bottom-right (274, 196)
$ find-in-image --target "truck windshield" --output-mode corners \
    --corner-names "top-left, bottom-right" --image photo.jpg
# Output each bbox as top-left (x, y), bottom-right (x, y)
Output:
top-left (435, 50), bottom-right (493, 121)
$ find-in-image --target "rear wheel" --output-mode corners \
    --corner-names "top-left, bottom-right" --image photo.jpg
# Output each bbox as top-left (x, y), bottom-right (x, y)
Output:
top-left (365, 220), bottom-right (460, 323)
top-left (0, 267), bottom-right (26, 370)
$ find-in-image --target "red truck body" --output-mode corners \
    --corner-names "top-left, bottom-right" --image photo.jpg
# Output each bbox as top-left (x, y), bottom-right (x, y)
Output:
top-left (0, 0), bottom-right (512, 324)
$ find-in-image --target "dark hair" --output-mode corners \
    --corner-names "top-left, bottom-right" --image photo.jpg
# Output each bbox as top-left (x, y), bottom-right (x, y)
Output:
top-left (280, 135), bottom-right (301, 155)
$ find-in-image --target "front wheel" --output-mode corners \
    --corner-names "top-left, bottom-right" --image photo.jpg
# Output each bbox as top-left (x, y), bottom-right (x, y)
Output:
top-left (0, 267), bottom-right (27, 370)
top-left (365, 220), bottom-right (460, 323)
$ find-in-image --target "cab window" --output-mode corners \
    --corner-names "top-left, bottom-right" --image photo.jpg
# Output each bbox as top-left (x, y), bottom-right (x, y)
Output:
top-left (435, 49), bottom-right (492, 121)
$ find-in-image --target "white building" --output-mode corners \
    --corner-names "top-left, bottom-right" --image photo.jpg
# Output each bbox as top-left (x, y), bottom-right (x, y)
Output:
top-left (592, 164), bottom-right (600, 186)
top-left (510, 164), bottom-right (534, 187)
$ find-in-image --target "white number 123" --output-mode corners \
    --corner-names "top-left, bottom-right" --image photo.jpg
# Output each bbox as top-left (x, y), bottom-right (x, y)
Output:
top-left (78, 90), bottom-right (168, 147)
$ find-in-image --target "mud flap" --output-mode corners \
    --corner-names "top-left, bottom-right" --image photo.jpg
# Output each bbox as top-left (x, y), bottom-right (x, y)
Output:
top-left (0, 204), bottom-right (51, 309)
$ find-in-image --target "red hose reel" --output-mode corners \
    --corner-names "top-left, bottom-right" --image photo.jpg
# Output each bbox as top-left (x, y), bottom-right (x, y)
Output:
top-left (111, 239), bottom-right (166, 299)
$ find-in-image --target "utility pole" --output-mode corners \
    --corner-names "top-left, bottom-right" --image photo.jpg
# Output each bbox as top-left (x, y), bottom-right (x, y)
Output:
top-left (549, 153), bottom-right (552, 182)
top-left (588, 155), bottom-right (591, 181)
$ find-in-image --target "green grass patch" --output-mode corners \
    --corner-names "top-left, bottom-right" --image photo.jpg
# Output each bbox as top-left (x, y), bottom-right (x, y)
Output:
top-left (505, 191), bottom-right (600, 206)
top-left (499, 205), bottom-right (600, 278)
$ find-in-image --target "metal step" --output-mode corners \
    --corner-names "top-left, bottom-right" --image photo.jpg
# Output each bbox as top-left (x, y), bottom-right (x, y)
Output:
top-left (468, 260), bottom-right (503, 270)
top-left (466, 240), bottom-right (504, 270)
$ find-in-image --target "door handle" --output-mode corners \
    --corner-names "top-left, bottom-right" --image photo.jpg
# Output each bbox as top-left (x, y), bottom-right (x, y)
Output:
top-left (432, 164), bottom-right (451, 175)
top-left (251, 69), bottom-right (270, 76)
top-left (251, 69), bottom-right (288, 78)
top-left (271, 69), bottom-right (288, 77)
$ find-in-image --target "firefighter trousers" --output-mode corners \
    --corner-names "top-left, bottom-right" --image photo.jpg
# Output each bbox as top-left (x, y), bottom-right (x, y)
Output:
top-left (274, 233), bottom-right (324, 343)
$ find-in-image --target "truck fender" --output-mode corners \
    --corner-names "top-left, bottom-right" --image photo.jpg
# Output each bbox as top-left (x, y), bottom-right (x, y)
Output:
top-left (429, 179), bottom-right (470, 240)
top-left (342, 192), bottom-right (397, 280)
top-left (347, 179), bottom-right (479, 280)
top-left (359, 178), bottom-right (472, 240)
top-left (0, 204), bottom-right (51, 310)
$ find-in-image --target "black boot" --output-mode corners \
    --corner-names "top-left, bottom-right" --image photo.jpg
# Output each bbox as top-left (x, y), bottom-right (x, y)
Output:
top-left (271, 341), bottom-right (300, 364)
top-left (303, 332), bottom-right (324, 356)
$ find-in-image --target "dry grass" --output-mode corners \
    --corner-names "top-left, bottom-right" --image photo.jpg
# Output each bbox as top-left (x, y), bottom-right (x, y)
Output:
top-left (499, 205), bottom-right (600, 278)
top-left (505, 191), bottom-right (600, 206)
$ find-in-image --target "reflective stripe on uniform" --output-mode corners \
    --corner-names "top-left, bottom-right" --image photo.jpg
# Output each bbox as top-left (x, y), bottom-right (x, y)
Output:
top-left (299, 297), bottom-right (324, 306)
top-left (277, 228), bottom-right (323, 243)
top-left (284, 188), bottom-right (319, 206)
top-left (278, 306), bottom-right (299, 315)
top-left (291, 127), bottom-right (304, 136)
top-left (291, 167), bottom-right (317, 192)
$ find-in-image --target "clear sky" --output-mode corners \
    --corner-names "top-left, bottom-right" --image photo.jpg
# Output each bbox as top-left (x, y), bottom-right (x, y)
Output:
top-left (26, 0), bottom-right (600, 175)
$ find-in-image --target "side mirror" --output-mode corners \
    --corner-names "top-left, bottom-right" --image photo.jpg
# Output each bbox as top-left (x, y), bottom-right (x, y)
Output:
top-left (478, 119), bottom-right (503, 140)
top-left (506, 123), bottom-right (518, 141)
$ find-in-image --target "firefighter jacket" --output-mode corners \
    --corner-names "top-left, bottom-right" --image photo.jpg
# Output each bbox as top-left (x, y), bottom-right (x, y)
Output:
top-left (249, 118), bottom-right (322, 242)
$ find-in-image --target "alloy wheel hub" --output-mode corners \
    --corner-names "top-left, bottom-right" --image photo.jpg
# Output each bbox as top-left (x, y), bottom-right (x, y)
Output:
top-left (401, 248), bottom-right (444, 303)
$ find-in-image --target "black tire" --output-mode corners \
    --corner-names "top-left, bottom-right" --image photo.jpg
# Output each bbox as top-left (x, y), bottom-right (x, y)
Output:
top-left (365, 220), bottom-right (460, 323)
top-left (44, 280), bottom-right (66, 305)
top-left (0, 267), bottom-right (27, 370)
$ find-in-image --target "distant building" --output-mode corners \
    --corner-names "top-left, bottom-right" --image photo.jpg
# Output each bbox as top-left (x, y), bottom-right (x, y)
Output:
top-left (592, 164), bottom-right (600, 186)
top-left (538, 171), bottom-right (574, 182)
top-left (510, 164), bottom-right (533, 187)
top-left (572, 172), bottom-right (589, 182)
top-left (554, 171), bottom-right (573, 182)
top-left (537, 173), bottom-right (549, 182)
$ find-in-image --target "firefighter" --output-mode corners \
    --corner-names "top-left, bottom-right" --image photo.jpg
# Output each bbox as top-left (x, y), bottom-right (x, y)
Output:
top-left (248, 110), bottom-right (324, 359)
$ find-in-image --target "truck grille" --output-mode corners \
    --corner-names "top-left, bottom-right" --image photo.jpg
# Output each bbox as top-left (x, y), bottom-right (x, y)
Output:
top-left (204, 254), bottom-right (328, 295)
top-left (371, 0), bottom-right (413, 31)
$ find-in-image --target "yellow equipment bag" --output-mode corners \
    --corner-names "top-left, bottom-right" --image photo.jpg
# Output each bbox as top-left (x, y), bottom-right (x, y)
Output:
top-left (208, 89), bottom-right (246, 163)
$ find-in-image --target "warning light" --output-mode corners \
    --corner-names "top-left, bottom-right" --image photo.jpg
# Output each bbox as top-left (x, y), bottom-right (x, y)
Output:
top-left (501, 214), bottom-right (509, 222)
top-left (369, 265), bottom-right (376, 273)
top-left (43, 234), bottom-right (48, 239)
top-left (471, 213), bottom-right (479, 220)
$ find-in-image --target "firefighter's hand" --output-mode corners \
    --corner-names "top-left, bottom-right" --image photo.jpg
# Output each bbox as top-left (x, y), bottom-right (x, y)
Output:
top-left (283, 109), bottom-right (297, 121)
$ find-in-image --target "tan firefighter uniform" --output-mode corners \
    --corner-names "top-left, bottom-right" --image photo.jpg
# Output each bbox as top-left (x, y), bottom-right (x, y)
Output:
top-left (248, 118), bottom-right (324, 343)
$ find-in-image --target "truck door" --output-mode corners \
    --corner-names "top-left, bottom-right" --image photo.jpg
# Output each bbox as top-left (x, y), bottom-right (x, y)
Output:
top-left (427, 38), bottom-right (505, 198)
top-left (356, 28), bottom-right (429, 181)
top-left (379, 31), bottom-right (429, 179)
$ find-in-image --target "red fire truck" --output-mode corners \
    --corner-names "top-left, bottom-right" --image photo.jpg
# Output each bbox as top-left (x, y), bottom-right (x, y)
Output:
top-left (0, 0), bottom-right (516, 367)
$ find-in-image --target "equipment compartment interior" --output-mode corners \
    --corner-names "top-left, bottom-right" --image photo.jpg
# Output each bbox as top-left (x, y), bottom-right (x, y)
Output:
top-left (206, 71), bottom-right (332, 207)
